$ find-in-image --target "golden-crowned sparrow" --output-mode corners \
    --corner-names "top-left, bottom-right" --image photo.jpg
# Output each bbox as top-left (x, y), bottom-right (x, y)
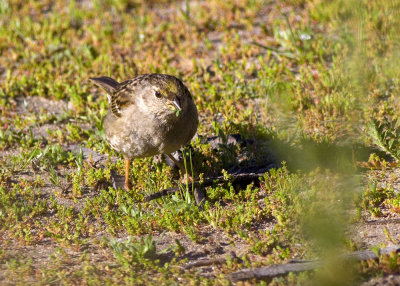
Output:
top-left (90, 74), bottom-right (198, 190)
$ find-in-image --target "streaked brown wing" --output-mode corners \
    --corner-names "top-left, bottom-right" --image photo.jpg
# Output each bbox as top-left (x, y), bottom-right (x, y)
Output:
top-left (110, 76), bottom-right (154, 117)
top-left (110, 84), bottom-right (134, 117)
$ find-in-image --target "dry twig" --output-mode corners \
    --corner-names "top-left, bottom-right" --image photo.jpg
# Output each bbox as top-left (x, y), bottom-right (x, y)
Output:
top-left (226, 245), bottom-right (400, 282)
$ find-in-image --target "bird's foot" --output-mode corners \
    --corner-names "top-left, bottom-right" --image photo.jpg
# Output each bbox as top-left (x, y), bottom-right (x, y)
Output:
top-left (124, 182), bottom-right (131, 191)
top-left (180, 173), bottom-right (193, 184)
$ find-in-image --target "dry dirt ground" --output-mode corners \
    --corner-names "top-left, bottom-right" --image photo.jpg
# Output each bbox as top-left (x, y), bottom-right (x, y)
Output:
top-left (2, 95), bottom-right (400, 284)
top-left (0, 95), bottom-right (278, 282)
top-left (1, 1), bottom-right (400, 284)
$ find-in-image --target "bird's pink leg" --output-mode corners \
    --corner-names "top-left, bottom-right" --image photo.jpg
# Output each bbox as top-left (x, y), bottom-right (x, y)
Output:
top-left (124, 157), bottom-right (131, 191)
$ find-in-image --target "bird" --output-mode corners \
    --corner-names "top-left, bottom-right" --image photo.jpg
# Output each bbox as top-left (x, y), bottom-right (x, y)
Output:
top-left (89, 74), bottom-right (199, 191)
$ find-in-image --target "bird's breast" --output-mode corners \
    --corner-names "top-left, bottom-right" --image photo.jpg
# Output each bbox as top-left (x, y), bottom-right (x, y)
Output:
top-left (103, 99), bottom-right (198, 158)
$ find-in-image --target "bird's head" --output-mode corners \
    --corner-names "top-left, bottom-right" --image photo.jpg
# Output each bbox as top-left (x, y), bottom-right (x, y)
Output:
top-left (89, 74), bottom-right (193, 119)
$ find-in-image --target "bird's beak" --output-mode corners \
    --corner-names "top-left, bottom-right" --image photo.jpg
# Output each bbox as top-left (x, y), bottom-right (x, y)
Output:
top-left (173, 96), bottom-right (182, 111)
top-left (167, 96), bottom-right (182, 117)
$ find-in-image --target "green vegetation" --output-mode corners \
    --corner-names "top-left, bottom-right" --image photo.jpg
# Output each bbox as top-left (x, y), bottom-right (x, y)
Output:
top-left (1, 0), bottom-right (400, 284)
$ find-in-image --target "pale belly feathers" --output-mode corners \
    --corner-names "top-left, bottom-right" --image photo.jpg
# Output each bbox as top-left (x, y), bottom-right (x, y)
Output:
top-left (103, 102), bottom-right (198, 158)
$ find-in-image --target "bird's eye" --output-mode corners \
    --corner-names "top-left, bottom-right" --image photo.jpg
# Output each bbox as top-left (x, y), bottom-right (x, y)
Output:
top-left (155, 91), bottom-right (162, 98)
